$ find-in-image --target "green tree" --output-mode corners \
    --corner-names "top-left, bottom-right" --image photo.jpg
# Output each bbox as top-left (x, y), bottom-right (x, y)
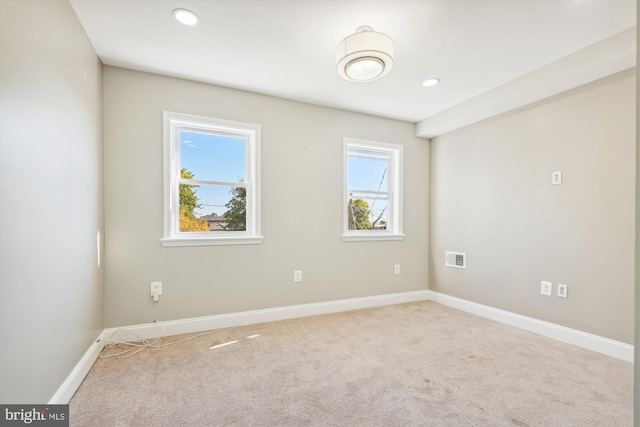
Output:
top-left (348, 199), bottom-right (372, 230)
top-left (179, 168), bottom-right (201, 219)
top-left (179, 168), bottom-right (209, 232)
top-left (223, 186), bottom-right (246, 231)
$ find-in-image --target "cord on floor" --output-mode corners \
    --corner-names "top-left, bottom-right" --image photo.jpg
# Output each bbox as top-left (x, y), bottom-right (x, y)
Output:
top-left (98, 322), bottom-right (217, 359)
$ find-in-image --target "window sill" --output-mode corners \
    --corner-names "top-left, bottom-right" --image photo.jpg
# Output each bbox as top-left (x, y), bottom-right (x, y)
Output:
top-left (341, 233), bottom-right (405, 242)
top-left (161, 236), bottom-right (264, 247)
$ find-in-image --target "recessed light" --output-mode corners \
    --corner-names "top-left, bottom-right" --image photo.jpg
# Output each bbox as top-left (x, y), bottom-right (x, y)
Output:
top-left (173, 9), bottom-right (199, 26)
top-left (422, 78), bottom-right (440, 87)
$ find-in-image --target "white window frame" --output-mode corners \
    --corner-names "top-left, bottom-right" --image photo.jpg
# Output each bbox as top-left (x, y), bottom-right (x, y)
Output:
top-left (342, 137), bottom-right (404, 242)
top-left (161, 111), bottom-right (262, 247)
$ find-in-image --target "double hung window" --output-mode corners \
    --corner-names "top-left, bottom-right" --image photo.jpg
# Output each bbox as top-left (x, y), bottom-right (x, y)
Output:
top-left (161, 112), bottom-right (262, 247)
top-left (343, 137), bottom-right (404, 241)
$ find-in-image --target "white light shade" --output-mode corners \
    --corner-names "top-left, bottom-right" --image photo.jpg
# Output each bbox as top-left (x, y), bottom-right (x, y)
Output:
top-left (337, 26), bottom-right (394, 82)
top-left (173, 9), bottom-right (199, 26)
top-left (346, 57), bottom-right (384, 80)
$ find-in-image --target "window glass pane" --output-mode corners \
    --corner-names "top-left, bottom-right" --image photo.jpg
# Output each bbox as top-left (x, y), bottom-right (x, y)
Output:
top-left (180, 131), bottom-right (246, 183)
top-left (347, 153), bottom-right (389, 192)
top-left (342, 138), bottom-right (401, 240)
top-left (179, 184), bottom-right (246, 232)
top-left (346, 196), bottom-right (389, 231)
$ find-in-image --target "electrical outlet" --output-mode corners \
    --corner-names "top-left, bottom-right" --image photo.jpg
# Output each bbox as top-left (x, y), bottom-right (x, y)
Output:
top-left (540, 281), bottom-right (552, 296)
top-left (394, 264), bottom-right (400, 275)
top-left (150, 281), bottom-right (162, 302)
top-left (557, 284), bottom-right (568, 298)
top-left (293, 270), bottom-right (302, 283)
top-left (552, 171), bottom-right (562, 185)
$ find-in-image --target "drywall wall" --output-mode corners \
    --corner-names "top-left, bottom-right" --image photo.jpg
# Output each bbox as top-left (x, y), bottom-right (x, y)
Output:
top-left (430, 69), bottom-right (635, 343)
top-left (633, 4), bottom-right (639, 423)
top-left (102, 66), bottom-right (429, 328)
top-left (0, 1), bottom-right (104, 403)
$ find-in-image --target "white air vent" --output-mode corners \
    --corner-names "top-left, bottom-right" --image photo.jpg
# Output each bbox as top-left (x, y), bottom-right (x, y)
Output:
top-left (445, 251), bottom-right (466, 269)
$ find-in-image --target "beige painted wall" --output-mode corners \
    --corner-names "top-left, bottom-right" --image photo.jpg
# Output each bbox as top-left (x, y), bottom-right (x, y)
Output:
top-left (430, 69), bottom-right (636, 343)
top-left (633, 2), bottom-right (638, 422)
top-left (0, 1), bottom-right (104, 403)
top-left (103, 66), bottom-right (429, 328)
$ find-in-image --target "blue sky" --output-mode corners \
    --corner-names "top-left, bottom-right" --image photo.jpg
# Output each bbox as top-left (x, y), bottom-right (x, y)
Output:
top-left (347, 150), bottom-right (390, 222)
top-left (347, 154), bottom-right (388, 192)
top-left (180, 131), bottom-right (245, 217)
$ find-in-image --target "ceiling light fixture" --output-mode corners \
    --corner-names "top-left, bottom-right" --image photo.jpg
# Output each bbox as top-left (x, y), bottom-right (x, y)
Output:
top-left (173, 9), bottom-right (199, 26)
top-left (422, 78), bottom-right (440, 87)
top-left (336, 26), bottom-right (394, 82)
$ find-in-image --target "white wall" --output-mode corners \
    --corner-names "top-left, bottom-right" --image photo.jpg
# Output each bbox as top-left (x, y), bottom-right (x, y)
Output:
top-left (430, 69), bottom-right (636, 343)
top-left (0, 1), bottom-right (104, 403)
top-left (633, 1), bottom-right (639, 421)
top-left (103, 66), bottom-right (429, 328)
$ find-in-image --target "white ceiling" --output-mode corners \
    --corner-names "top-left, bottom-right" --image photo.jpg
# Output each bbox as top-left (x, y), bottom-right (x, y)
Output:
top-left (69, 0), bottom-right (636, 135)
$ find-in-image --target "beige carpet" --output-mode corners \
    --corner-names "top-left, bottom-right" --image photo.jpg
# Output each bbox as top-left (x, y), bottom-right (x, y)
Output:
top-left (70, 301), bottom-right (632, 426)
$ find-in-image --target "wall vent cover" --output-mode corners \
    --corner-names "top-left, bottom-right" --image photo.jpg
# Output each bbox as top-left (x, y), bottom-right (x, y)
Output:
top-left (445, 251), bottom-right (466, 269)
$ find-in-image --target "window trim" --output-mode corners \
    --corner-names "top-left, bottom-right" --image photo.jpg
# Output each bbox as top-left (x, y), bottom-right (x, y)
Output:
top-left (161, 111), bottom-right (263, 247)
top-left (342, 137), bottom-right (404, 242)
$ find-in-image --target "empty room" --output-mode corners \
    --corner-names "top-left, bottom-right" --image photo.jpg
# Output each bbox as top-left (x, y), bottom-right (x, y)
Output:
top-left (0, 0), bottom-right (638, 426)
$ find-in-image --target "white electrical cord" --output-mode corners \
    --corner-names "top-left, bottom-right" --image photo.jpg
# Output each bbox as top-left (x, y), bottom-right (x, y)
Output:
top-left (98, 322), bottom-right (219, 359)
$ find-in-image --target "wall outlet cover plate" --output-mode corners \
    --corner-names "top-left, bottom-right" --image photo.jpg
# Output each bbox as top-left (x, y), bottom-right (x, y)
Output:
top-left (540, 281), bottom-right (552, 296)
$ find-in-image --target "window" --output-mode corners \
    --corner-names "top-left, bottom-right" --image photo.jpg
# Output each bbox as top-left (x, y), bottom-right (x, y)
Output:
top-left (161, 112), bottom-right (262, 247)
top-left (342, 137), bottom-right (404, 241)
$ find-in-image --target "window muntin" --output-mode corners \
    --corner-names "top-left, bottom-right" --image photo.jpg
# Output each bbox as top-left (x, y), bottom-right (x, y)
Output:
top-left (162, 112), bottom-right (262, 246)
top-left (343, 138), bottom-right (403, 241)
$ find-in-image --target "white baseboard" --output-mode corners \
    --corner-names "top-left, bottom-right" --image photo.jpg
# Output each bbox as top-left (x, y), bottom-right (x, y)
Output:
top-left (53, 290), bottom-right (428, 404)
top-left (55, 288), bottom-right (633, 404)
top-left (425, 290), bottom-right (634, 363)
top-left (48, 332), bottom-right (105, 404)
top-left (102, 290), bottom-right (431, 341)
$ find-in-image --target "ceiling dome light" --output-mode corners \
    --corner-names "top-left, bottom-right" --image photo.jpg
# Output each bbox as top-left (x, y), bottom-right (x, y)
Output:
top-left (337, 26), bottom-right (394, 82)
top-left (173, 9), bottom-right (199, 26)
top-left (422, 78), bottom-right (440, 87)
top-left (346, 57), bottom-right (384, 80)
